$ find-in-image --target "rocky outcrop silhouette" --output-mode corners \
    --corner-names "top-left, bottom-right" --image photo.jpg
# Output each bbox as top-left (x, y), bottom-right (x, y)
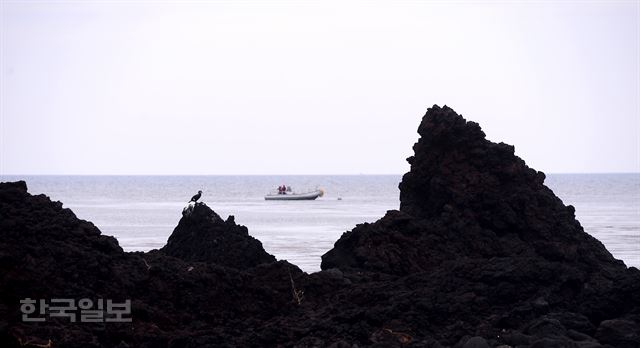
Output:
top-left (160, 202), bottom-right (276, 269)
top-left (1, 105), bottom-right (638, 347)
top-left (322, 105), bottom-right (625, 275)
top-left (0, 181), bottom-right (303, 348)
top-left (321, 105), bottom-right (640, 346)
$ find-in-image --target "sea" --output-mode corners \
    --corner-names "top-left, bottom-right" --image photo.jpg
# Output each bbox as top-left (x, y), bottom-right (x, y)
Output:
top-left (2, 174), bottom-right (638, 273)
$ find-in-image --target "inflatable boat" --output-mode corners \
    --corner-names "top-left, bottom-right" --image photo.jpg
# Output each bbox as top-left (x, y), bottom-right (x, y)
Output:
top-left (264, 189), bottom-right (324, 201)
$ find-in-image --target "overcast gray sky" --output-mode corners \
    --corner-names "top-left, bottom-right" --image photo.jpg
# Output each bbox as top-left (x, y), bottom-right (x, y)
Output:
top-left (1, 0), bottom-right (638, 175)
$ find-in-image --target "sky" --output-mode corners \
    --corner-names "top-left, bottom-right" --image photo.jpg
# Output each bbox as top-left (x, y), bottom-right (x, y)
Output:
top-left (1, 0), bottom-right (638, 175)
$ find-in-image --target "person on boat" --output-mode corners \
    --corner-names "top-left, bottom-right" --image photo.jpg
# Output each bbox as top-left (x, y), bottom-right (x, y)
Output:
top-left (281, 184), bottom-right (287, 194)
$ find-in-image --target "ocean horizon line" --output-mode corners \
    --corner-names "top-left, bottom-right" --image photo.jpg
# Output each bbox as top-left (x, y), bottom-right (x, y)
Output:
top-left (1, 172), bottom-right (639, 177)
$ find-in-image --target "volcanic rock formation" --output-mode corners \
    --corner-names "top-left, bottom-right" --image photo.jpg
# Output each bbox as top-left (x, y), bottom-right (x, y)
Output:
top-left (321, 105), bottom-right (640, 346)
top-left (0, 181), bottom-right (302, 347)
top-left (1, 105), bottom-right (638, 347)
top-left (161, 202), bottom-right (276, 269)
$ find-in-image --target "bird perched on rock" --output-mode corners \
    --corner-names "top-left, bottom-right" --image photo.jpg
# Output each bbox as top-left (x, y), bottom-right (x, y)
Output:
top-left (190, 190), bottom-right (202, 203)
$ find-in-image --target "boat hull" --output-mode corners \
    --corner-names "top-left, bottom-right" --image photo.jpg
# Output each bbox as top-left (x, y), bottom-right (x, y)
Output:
top-left (264, 190), bottom-right (322, 201)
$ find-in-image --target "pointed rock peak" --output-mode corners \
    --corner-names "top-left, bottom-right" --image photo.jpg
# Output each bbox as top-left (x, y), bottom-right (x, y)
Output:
top-left (416, 104), bottom-right (486, 144)
top-left (400, 105), bottom-right (546, 220)
top-left (180, 201), bottom-right (223, 223)
top-left (324, 105), bottom-right (622, 275)
top-left (161, 202), bottom-right (276, 269)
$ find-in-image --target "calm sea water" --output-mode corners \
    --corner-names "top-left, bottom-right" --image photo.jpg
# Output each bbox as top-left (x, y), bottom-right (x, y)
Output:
top-left (2, 174), bottom-right (638, 272)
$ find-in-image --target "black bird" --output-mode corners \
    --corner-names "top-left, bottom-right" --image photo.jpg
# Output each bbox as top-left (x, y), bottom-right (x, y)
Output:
top-left (190, 190), bottom-right (202, 203)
